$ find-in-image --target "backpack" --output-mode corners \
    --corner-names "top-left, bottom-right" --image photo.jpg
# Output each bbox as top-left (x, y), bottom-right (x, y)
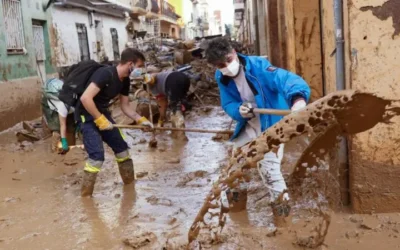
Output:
top-left (58, 60), bottom-right (105, 107)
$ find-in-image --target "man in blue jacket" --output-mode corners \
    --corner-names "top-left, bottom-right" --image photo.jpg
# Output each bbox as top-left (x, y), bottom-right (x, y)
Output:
top-left (206, 38), bottom-right (310, 217)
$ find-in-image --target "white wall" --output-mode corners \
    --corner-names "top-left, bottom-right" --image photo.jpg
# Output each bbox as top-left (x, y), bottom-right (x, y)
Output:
top-left (51, 7), bottom-right (128, 67)
top-left (94, 13), bottom-right (129, 61)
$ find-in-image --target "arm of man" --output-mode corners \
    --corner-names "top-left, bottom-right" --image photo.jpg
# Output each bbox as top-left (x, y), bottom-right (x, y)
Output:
top-left (258, 57), bottom-right (311, 106)
top-left (80, 83), bottom-right (102, 119)
top-left (217, 73), bottom-right (247, 122)
top-left (59, 114), bottom-right (67, 138)
top-left (120, 78), bottom-right (153, 128)
top-left (120, 95), bottom-right (142, 121)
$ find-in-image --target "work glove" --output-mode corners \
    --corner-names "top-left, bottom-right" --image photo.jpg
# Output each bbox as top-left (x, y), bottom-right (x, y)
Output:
top-left (58, 138), bottom-right (69, 154)
top-left (239, 102), bottom-right (255, 119)
top-left (291, 98), bottom-right (307, 112)
top-left (94, 114), bottom-right (114, 131)
top-left (143, 74), bottom-right (155, 85)
top-left (157, 119), bottom-right (165, 128)
top-left (137, 116), bottom-right (154, 129)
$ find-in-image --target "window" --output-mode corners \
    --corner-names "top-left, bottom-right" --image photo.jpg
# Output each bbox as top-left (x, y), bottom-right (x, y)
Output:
top-left (2, 0), bottom-right (25, 53)
top-left (76, 23), bottom-right (90, 61)
top-left (110, 28), bottom-right (120, 61)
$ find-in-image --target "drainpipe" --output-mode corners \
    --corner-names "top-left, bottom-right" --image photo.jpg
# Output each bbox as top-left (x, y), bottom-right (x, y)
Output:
top-left (333, 0), bottom-right (349, 205)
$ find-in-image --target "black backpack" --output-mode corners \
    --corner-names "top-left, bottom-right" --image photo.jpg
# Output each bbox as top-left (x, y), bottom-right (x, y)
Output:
top-left (59, 60), bottom-right (105, 107)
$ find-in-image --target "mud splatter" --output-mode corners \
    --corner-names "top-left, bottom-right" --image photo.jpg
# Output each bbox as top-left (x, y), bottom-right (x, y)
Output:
top-left (123, 232), bottom-right (157, 249)
top-left (188, 90), bottom-right (400, 246)
top-left (360, 0), bottom-right (400, 39)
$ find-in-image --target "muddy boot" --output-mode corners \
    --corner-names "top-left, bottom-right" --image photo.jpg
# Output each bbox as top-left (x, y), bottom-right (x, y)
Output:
top-left (226, 187), bottom-right (248, 213)
top-left (170, 110), bottom-right (188, 141)
top-left (271, 192), bottom-right (291, 217)
top-left (270, 192), bottom-right (291, 227)
top-left (118, 159), bottom-right (135, 185)
top-left (81, 171), bottom-right (98, 197)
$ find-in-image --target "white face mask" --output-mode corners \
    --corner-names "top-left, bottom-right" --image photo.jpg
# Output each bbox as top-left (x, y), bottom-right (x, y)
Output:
top-left (220, 59), bottom-right (240, 77)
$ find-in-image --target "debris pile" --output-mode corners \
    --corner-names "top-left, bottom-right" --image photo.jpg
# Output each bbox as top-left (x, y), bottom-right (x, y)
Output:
top-left (127, 37), bottom-right (246, 109)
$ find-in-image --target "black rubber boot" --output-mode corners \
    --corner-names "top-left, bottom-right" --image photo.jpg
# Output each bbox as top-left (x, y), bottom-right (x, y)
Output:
top-left (118, 159), bottom-right (135, 185)
top-left (81, 171), bottom-right (98, 197)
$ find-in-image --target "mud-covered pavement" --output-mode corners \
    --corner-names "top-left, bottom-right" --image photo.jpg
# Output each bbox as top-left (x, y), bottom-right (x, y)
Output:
top-left (1, 107), bottom-right (400, 250)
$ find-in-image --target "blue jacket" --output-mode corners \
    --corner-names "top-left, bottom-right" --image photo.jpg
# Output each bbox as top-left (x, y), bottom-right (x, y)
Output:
top-left (216, 54), bottom-right (311, 140)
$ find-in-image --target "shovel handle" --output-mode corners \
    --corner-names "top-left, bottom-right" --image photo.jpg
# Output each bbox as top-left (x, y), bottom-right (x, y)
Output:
top-left (114, 124), bottom-right (233, 135)
top-left (252, 108), bottom-right (291, 116)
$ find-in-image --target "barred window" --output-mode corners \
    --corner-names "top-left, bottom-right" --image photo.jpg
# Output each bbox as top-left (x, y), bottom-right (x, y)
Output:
top-left (2, 0), bottom-right (25, 53)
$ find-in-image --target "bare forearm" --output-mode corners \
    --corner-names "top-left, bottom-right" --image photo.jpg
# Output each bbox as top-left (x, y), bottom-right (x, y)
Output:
top-left (59, 115), bottom-right (67, 138)
top-left (122, 105), bottom-right (141, 122)
top-left (81, 98), bottom-right (102, 119)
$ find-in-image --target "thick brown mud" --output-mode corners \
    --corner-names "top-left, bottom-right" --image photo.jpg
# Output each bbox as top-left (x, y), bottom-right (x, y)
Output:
top-left (189, 90), bottom-right (400, 248)
top-left (1, 102), bottom-right (400, 249)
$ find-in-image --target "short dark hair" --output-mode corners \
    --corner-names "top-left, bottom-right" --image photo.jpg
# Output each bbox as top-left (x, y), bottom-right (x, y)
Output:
top-left (120, 48), bottom-right (145, 64)
top-left (205, 37), bottom-right (234, 64)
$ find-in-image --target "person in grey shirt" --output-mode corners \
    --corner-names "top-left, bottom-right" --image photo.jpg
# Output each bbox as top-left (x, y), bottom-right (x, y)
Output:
top-left (144, 71), bottom-right (190, 127)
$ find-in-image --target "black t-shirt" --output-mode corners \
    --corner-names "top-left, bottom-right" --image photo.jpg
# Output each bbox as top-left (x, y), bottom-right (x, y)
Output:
top-left (79, 66), bottom-right (130, 119)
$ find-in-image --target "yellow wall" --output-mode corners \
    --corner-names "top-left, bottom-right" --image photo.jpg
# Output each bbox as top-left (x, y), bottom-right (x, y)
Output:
top-left (167, 0), bottom-right (183, 16)
top-left (167, 0), bottom-right (184, 26)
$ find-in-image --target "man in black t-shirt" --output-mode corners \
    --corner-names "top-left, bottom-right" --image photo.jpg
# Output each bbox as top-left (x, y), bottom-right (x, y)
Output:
top-left (79, 48), bottom-right (153, 197)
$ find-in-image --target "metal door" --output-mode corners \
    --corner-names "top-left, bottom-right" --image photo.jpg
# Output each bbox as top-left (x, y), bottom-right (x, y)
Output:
top-left (76, 23), bottom-right (90, 61)
top-left (32, 24), bottom-right (46, 83)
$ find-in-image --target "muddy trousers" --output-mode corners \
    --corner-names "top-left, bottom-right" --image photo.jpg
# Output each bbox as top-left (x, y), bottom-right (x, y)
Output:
top-left (165, 72), bottom-right (191, 113)
top-left (233, 133), bottom-right (288, 203)
top-left (257, 145), bottom-right (289, 202)
top-left (79, 114), bottom-right (130, 174)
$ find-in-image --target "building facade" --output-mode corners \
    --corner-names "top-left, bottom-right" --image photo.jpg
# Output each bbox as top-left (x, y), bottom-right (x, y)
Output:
top-left (129, 0), bottom-right (181, 40)
top-left (51, 0), bottom-right (130, 68)
top-left (0, 0), bottom-right (56, 130)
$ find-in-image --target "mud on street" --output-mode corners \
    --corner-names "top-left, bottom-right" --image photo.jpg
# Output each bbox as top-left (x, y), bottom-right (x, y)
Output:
top-left (0, 105), bottom-right (399, 250)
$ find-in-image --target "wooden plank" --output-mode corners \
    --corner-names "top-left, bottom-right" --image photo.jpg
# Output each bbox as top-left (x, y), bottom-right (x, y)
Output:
top-left (278, 0), bottom-right (288, 69)
top-left (284, 0), bottom-right (296, 72)
top-left (293, 0), bottom-right (324, 102)
top-left (267, 0), bottom-right (282, 67)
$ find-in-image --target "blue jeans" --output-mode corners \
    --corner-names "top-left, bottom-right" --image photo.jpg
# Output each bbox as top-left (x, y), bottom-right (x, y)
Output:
top-left (79, 114), bottom-right (128, 162)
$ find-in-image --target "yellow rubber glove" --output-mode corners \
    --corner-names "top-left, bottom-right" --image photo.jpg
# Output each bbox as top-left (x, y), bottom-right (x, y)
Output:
top-left (143, 74), bottom-right (155, 85)
top-left (137, 116), bottom-right (154, 128)
top-left (94, 114), bottom-right (114, 131)
top-left (157, 119), bottom-right (164, 128)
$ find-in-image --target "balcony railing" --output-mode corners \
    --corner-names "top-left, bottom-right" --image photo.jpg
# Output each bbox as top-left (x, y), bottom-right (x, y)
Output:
top-left (134, 0), bottom-right (148, 9)
top-left (160, 0), bottom-right (179, 21)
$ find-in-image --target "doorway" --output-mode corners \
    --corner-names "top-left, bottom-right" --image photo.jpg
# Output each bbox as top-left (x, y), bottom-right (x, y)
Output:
top-left (32, 21), bottom-right (46, 84)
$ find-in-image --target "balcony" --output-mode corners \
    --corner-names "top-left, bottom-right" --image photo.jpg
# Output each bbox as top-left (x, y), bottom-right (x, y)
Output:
top-left (197, 17), bottom-right (209, 31)
top-left (160, 0), bottom-right (180, 24)
top-left (131, 0), bottom-right (148, 16)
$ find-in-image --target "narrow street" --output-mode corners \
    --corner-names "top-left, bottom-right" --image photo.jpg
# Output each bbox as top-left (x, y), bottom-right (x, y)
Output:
top-left (1, 106), bottom-right (400, 249)
top-left (0, 0), bottom-right (400, 249)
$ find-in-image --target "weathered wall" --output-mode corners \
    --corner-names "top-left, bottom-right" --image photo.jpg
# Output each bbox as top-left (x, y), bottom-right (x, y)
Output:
top-left (51, 8), bottom-right (96, 66)
top-left (99, 14), bottom-right (130, 61)
top-left (293, 0), bottom-right (323, 101)
top-left (0, 0), bottom-right (56, 131)
top-left (0, 0), bottom-right (55, 81)
top-left (51, 7), bottom-right (128, 66)
top-left (347, 0), bottom-right (400, 213)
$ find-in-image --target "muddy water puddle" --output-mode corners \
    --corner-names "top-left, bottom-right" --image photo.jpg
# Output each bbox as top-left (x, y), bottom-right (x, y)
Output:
top-left (1, 107), bottom-right (400, 250)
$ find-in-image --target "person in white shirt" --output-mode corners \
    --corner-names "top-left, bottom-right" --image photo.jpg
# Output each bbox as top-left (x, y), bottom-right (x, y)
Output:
top-left (42, 78), bottom-right (75, 154)
top-left (206, 37), bottom-right (310, 218)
